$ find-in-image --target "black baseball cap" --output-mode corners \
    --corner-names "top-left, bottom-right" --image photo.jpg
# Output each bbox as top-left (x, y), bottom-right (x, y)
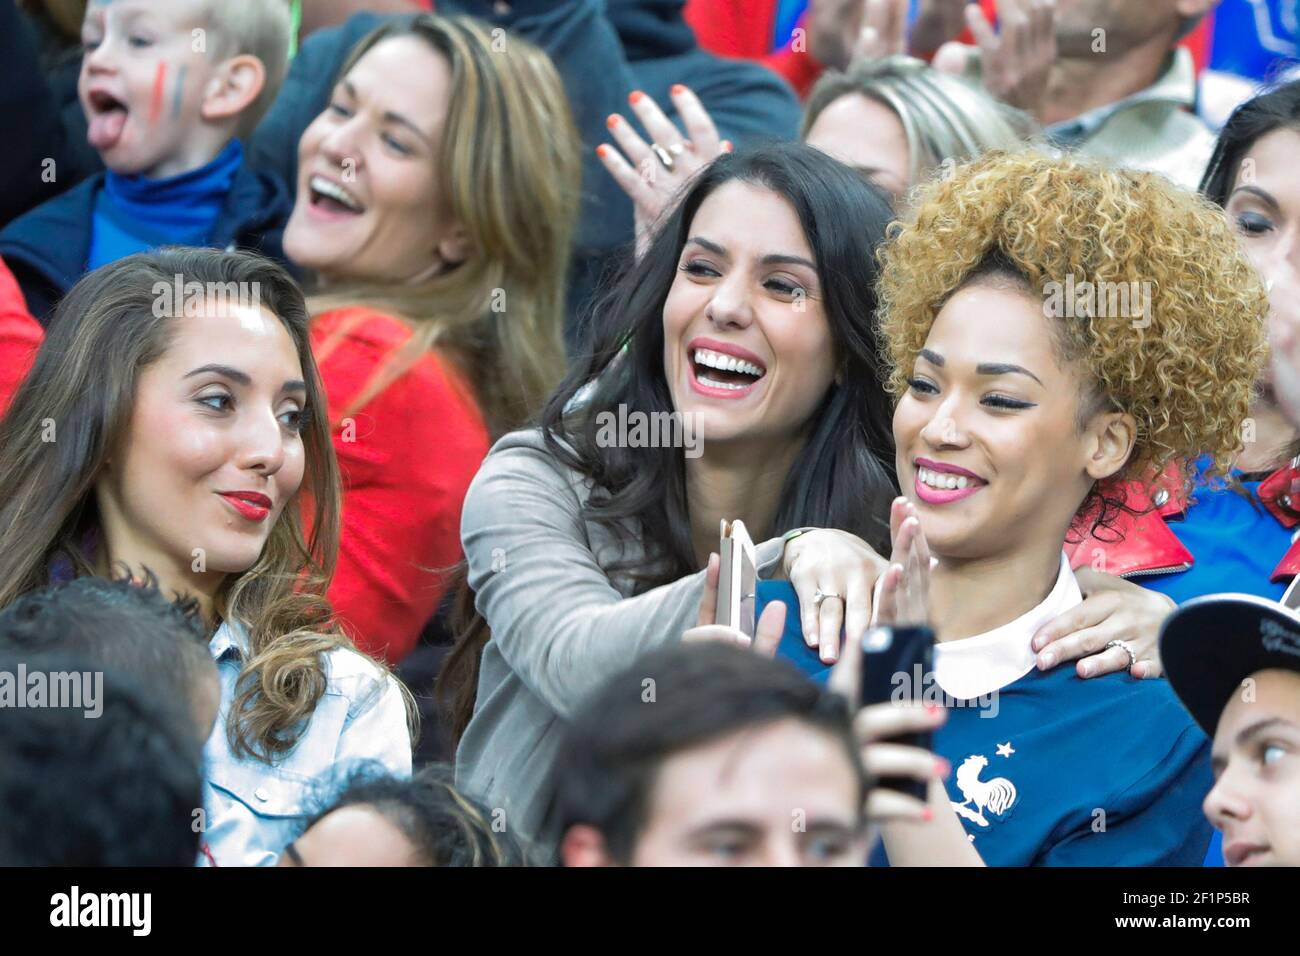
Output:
top-left (1160, 593), bottom-right (1300, 737)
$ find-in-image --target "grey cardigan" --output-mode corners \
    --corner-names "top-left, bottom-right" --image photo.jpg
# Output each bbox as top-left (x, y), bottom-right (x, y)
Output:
top-left (454, 428), bottom-right (783, 856)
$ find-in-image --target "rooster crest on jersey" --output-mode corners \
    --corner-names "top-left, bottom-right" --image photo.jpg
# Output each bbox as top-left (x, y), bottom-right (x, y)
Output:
top-left (951, 754), bottom-right (1018, 827)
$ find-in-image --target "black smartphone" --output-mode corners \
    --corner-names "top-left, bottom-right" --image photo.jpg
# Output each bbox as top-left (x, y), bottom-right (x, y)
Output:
top-left (859, 624), bottom-right (936, 801)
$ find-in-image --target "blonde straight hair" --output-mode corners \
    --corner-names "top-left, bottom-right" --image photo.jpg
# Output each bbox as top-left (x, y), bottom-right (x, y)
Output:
top-left (309, 14), bottom-right (581, 437)
top-left (802, 56), bottom-right (1036, 189)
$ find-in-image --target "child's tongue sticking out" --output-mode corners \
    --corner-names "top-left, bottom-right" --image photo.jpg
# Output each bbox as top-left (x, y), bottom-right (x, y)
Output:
top-left (88, 108), bottom-right (129, 152)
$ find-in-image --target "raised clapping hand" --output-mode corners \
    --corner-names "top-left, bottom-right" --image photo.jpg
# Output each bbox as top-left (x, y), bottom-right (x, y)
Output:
top-left (911, 0), bottom-right (975, 53)
top-left (849, 0), bottom-right (910, 63)
top-left (933, 0), bottom-right (1057, 117)
top-left (596, 86), bottom-right (730, 259)
top-left (829, 496), bottom-right (949, 822)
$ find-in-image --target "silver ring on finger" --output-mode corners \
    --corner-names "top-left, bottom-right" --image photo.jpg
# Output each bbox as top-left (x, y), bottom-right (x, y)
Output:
top-left (813, 588), bottom-right (844, 610)
top-left (1105, 639), bottom-right (1137, 669)
top-left (650, 142), bottom-right (676, 170)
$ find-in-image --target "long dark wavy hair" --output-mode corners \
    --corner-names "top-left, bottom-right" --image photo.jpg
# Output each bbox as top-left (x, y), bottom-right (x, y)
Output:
top-left (439, 142), bottom-right (900, 739)
top-left (1201, 79), bottom-right (1300, 208)
top-left (1201, 78), bottom-right (1300, 510)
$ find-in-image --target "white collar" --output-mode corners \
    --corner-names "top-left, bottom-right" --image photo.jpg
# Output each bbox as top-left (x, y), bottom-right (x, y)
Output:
top-left (208, 619), bottom-right (251, 662)
top-left (933, 553), bottom-right (1082, 700)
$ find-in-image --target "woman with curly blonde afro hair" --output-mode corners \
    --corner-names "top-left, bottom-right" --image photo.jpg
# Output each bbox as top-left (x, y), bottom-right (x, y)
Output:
top-left (769, 149), bottom-right (1268, 867)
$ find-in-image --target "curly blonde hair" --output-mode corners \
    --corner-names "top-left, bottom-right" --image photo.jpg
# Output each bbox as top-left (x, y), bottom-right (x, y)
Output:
top-left (878, 150), bottom-right (1269, 525)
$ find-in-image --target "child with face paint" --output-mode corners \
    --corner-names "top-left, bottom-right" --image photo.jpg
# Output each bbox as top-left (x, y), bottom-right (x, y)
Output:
top-left (0, 0), bottom-right (295, 320)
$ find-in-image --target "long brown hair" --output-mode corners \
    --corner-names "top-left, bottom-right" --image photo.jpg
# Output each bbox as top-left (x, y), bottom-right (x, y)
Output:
top-left (308, 13), bottom-right (581, 437)
top-left (0, 248), bottom-right (408, 760)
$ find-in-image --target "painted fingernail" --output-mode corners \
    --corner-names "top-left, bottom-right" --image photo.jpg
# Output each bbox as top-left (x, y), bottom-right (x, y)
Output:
top-left (935, 758), bottom-right (950, 778)
top-left (671, 83), bottom-right (686, 96)
top-left (628, 90), bottom-right (644, 105)
top-left (924, 703), bottom-right (941, 716)
top-left (606, 114), bottom-right (619, 129)
top-left (921, 807), bottom-right (934, 822)
top-left (721, 139), bottom-right (733, 152)
top-left (595, 144), bottom-right (609, 158)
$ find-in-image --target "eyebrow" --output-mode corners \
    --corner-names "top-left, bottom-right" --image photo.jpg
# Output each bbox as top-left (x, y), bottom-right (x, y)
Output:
top-left (976, 363), bottom-right (1044, 387)
top-left (918, 349), bottom-right (944, 367)
top-left (1212, 716), bottom-right (1295, 772)
top-left (917, 351), bottom-right (1044, 387)
top-left (341, 80), bottom-right (435, 149)
top-left (1237, 716), bottom-right (1290, 746)
top-left (801, 820), bottom-right (856, 836)
top-left (686, 236), bottom-right (816, 270)
top-left (1230, 185), bottom-right (1280, 212)
top-left (685, 820), bottom-right (762, 841)
top-left (184, 364), bottom-right (307, 393)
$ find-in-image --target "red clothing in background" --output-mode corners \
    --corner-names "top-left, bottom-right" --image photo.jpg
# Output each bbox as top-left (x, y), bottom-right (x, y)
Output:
top-left (0, 256), bottom-right (42, 416)
top-left (685, 0), bottom-right (824, 97)
top-left (311, 307), bottom-right (489, 664)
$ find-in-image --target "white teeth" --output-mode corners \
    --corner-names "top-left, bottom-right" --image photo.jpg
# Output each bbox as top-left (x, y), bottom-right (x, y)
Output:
top-left (310, 175), bottom-right (363, 211)
top-left (918, 467), bottom-right (977, 490)
top-left (692, 348), bottom-right (765, 378)
top-left (696, 373), bottom-right (749, 390)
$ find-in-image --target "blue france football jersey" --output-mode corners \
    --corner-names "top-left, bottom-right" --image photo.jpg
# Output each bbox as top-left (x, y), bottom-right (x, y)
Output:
top-left (757, 580), bottom-right (1214, 866)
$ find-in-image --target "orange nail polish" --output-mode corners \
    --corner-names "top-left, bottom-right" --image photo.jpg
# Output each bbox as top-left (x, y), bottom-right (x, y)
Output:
top-left (671, 84), bottom-right (686, 96)
top-left (629, 90), bottom-right (644, 105)
top-left (595, 144), bottom-right (609, 158)
top-left (606, 114), bottom-right (619, 129)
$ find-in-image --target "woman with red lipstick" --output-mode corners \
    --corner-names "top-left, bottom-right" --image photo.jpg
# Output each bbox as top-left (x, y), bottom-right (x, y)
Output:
top-left (0, 248), bottom-right (414, 866)
top-left (862, 150), bottom-right (1265, 865)
top-left (280, 15), bottom-right (581, 665)
top-left (441, 141), bottom-right (902, 855)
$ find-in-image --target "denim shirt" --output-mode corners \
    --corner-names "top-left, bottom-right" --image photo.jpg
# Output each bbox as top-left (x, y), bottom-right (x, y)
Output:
top-left (200, 621), bottom-right (412, 866)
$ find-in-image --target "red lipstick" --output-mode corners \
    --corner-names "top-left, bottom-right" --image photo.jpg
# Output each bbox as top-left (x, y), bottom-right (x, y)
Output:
top-left (913, 457), bottom-right (987, 506)
top-left (218, 491), bottom-right (273, 523)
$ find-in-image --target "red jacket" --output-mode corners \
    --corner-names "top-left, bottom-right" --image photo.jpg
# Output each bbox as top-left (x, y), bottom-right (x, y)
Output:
top-left (1065, 463), bottom-right (1300, 583)
top-left (0, 256), bottom-right (42, 416)
top-left (312, 307), bottom-right (490, 664)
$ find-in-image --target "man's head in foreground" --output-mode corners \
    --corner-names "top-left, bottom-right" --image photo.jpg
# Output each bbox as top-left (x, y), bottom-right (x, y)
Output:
top-left (554, 642), bottom-right (869, 867)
